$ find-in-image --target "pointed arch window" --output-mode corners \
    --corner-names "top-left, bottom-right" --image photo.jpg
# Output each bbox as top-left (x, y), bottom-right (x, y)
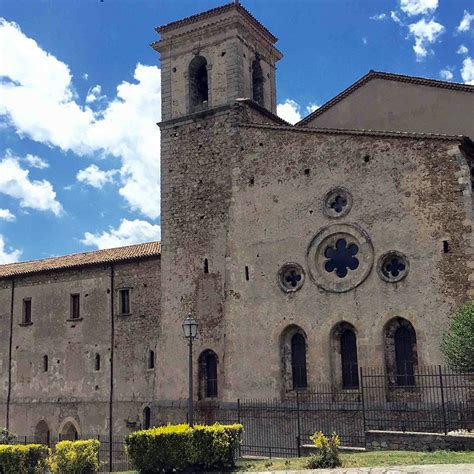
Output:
top-left (291, 333), bottom-right (307, 389)
top-left (395, 325), bottom-right (416, 386)
top-left (198, 350), bottom-right (218, 398)
top-left (252, 58), bottom-right (264, 107)
top-left (143, 406), bottom-right (151, 430)
top-left (189, 55), bottom-right (208, 111)
top-left (340, 328), bottom-right (359, 389)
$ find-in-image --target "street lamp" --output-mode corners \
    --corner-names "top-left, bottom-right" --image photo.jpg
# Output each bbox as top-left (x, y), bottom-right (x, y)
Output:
top-left (182, 314), bottom-right (198, 426)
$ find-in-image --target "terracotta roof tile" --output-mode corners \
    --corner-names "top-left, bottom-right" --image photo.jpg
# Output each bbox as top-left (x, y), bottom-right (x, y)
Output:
top-left (297, 70), bottom-right (474, 126)
top-left (156, 2), bottom-right (277, 43)
top-left (0, 241), bottom-right (161, 279)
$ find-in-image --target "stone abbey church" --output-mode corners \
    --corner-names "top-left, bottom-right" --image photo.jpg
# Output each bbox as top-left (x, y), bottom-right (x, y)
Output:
top-left (1, 2), bottom-right (474, 442)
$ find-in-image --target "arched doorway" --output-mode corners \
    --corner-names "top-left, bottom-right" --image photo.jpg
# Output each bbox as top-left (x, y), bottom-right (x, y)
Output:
top-left (60, 421), bottom-right (79, 441)
top-left (34, 420), bottom-right (50, 446)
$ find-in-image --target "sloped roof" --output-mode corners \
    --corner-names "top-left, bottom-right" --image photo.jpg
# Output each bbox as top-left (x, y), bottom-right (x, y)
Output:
top-left (156, 2), bottom-right (277, 43)
top-left (0, 241), bottom-right (161, 279)
top-left (297, 70), bottom-right (474, 127)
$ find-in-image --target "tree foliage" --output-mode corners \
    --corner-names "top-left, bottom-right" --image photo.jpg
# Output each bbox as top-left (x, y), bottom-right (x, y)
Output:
top-left (441, 299), bottom-right (474, 372)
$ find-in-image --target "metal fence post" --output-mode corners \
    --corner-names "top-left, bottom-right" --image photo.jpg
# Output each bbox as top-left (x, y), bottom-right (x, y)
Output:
top-left (296, 389), bottom-right (301, 457)
top-left (237, 398), bottom-right (242, 458)
top-left (360, 367), bottom-right (367, 435)
top-left (438, 365), bottom-right (448, 435)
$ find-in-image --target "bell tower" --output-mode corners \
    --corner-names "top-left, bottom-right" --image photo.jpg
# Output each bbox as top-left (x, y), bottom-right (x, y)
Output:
top-left (152, 2), bottom-right (283, 121)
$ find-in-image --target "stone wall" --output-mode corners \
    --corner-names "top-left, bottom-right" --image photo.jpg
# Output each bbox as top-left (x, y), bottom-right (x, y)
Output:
top-left (366, 429), bottom-right (474, 451)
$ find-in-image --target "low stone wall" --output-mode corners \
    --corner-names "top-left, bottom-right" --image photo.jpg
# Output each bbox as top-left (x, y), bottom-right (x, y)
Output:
top-left (366, 430), bottom-right (474, 451)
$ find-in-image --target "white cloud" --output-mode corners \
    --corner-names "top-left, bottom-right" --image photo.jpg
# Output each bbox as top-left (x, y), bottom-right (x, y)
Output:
top-left (370, 13), bottom-right (387, 21)
top-left (0, 154), bottom-right (63, 215)
top-left (85, 84), bottom-right (105, 103)
top-left (82, 73), bottom-right (89, 80)
top-left (0, 209), bottom-right (15, 221)
top-left (277, 99), bottom-right (302, 124)
top-left (390, 11), bottom-right (403, 24)
top-left (362, 37), bottom-right (368, 45)
top-left (81, 218), bottom-right (161, 249)
top-left (439, 69), bottom-right (453, 81)
top-left (408, 18), bottom-right (445, 61)
top-left (461, 57), bottom-right (474, 85)
top-left (77, 164), bottom-right (117, 188)
top-left (23, 153), bottom-right (49, 169)
top-left (400, 0), bottom-right (438, 16)
top-left (0, 235), bottom-right (21, 264)
top-left (457, 10), bottom-right (474, 32)
top-left (0, 19), bottom-right (161, 220)
top-left (306, 103), bottom-right (320, 114)
top-left (458, 45), bottom-right (469, 55)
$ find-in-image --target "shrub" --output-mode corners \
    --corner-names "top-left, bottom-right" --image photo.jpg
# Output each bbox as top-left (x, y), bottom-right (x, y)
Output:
top-left (305, 431), bottom-right (341, 469)
top-left (0, 444), bottom-right (50, 474)
top-left (50, 439), bottom-right (101, 474)
top-left (442, 299), bottom-right (474, 372)
top-left (126, 423), bottom-right (243, 473)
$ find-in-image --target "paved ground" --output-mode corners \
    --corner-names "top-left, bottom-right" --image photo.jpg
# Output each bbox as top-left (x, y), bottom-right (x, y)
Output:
top-left (242, 465), bottom-right (474, 474)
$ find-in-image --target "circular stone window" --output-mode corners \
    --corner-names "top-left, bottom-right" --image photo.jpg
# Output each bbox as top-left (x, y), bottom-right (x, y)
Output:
top-left (306, 223), bottom-right (374, 293)
top-left (278, 263), bottom-right (305, 293)
top-left (378, 251), bottom-right (409, 283)
top-left (323, 188), bottom-right (352, 218)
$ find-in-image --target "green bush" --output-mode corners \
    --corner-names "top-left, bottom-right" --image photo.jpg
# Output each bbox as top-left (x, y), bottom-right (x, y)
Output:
top-left (0, 444), bottom-right (50, 474)
top-left (126, 423), bottom-right (243, 473)
top-left (305, 431), bottom-right (342, 469)
top-left (442, 299), bottom-right (474, 372)
top-left (51, 439), bottom-right (101, 474)
top-left (0, 430), bottom-right (16, 445)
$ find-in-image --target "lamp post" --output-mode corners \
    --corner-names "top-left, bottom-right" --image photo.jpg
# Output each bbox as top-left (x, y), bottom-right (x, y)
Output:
top-left (182, 314), bottom-right (198, 426)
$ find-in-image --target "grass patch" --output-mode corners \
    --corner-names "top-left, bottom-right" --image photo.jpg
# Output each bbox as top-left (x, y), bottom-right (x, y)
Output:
top-left (113, 450), bottom-right (474, 473)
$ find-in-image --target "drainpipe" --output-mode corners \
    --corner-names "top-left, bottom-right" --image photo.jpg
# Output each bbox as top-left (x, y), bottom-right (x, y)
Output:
top-left (6, 279), bottom-right (14, 430)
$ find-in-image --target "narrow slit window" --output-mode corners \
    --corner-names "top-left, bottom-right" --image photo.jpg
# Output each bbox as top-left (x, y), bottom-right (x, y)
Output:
top-left (70, 294), bottom-right (80, 319)
top-left (23, 299), bottom-right (32, 324)
top-left (204, 258), bottom-right (209, 274)
top-left (43, 355), bottom-right (48, 373)
top-left (443, 240), bottom-right (449, 253)
top-left (143, 407), bottom-right (151, 430)
top-left (119, 289), bottom-right (130, 315)
top-left (148, 350), bottom-right (155, 369)
top-left (95, 354), bottom-right (101, 371)
top-left (245, 266), bottom-right (250, 281)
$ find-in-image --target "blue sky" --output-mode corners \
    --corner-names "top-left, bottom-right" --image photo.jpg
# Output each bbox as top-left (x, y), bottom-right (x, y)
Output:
top-left (0, 0), bottom-right (473, 262)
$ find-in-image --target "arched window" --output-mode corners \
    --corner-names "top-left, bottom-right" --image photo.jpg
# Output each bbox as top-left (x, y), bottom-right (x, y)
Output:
top-left (198, 350), bottom-right (218, 399)
top-left (148, 350), bottom-right (155, 369)
top-left (291, 333), bottom-right (308, 389)
top-left (143, 406), bottom-right (151, 430)
top-left (95, 354), bottom-right (101, 371)
top-left (34, 420), bottom-right (50, 446)
top-left (43, 355), bottom-right (48, 373)
top-left (384, 317), bottom-right (417, 387)
top-left (189, 55), bottom-right (208, 111)
top-left (340, 328), bottom-right (359, 389)
top-left (280, 326), bottom-right (308, 391)
top-left (252, 58), bottom-right (264, 106)
top-left (61, 421), bottom-right (79, 441)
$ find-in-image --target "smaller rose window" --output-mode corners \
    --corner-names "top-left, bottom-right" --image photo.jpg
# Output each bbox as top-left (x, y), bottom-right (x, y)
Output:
top-left (279, 263), bottom-right (305, 292)
top-left (323, 188), bottom-right (352, 218)
top-left (324, 239), bottom-right (359, 278)
top-left (378, 252), bottom-right (409, 282)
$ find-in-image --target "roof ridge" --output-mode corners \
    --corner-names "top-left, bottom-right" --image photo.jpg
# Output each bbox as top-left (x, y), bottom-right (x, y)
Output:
top-left (155, 2), bottom-right (277, 43)
top-left (297, 70), bottom-right (474, 126)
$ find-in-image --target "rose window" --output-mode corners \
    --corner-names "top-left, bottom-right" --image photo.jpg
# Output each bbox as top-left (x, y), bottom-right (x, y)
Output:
top-left (378, 252), bottom-right (409, 283)
top-left (329, 195), bottom-right (348, 214)
top-left (323, 188), bottom-right (352, 218)
top-left (324, 239), bottom-right (360, 278)
top-left (279, 263), bottom-right (305, 292)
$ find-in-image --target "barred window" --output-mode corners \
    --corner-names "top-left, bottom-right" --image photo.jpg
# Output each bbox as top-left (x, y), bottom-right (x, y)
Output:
top-left (70, 294), bottom-right (80, 319)
top-left (340, 329), bottom-right (359, 389)
top-left (198, 350), bottom-right (218, 399)
top-left (119, 289), bottom-right (130, 315)
top-left (23, 298), bottom-right (32, 324)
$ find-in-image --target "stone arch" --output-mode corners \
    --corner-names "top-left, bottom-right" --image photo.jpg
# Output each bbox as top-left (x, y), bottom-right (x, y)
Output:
top-left (330, 322), bottom-right (359, 389)
top-left (34, 420), bottom-right (50, 446)
top-left (384, 317), bottom-right (418, 386)
top-left (198, 349), bottom-right (218, 400)
top-left (188, 55), bottom-right (208, 112)
top-left (252, 57), bottom-right (264, 106)
top-left (59, 418), bottom-right (80, 441)
top-left (280, 325), bottom-right (308, 391)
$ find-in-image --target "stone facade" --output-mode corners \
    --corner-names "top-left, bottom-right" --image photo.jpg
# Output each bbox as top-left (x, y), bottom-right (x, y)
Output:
top-left (1, 2), bottom-right (474, 443)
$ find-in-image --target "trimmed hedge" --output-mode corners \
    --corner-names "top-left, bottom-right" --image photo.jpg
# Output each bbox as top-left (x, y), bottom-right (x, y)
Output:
top-left (126, 423), bottom-right (243, 473)
top-left (0, 444), bottom-right (50, 474)
top-left (51, 439), bottom-right (101, 474)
